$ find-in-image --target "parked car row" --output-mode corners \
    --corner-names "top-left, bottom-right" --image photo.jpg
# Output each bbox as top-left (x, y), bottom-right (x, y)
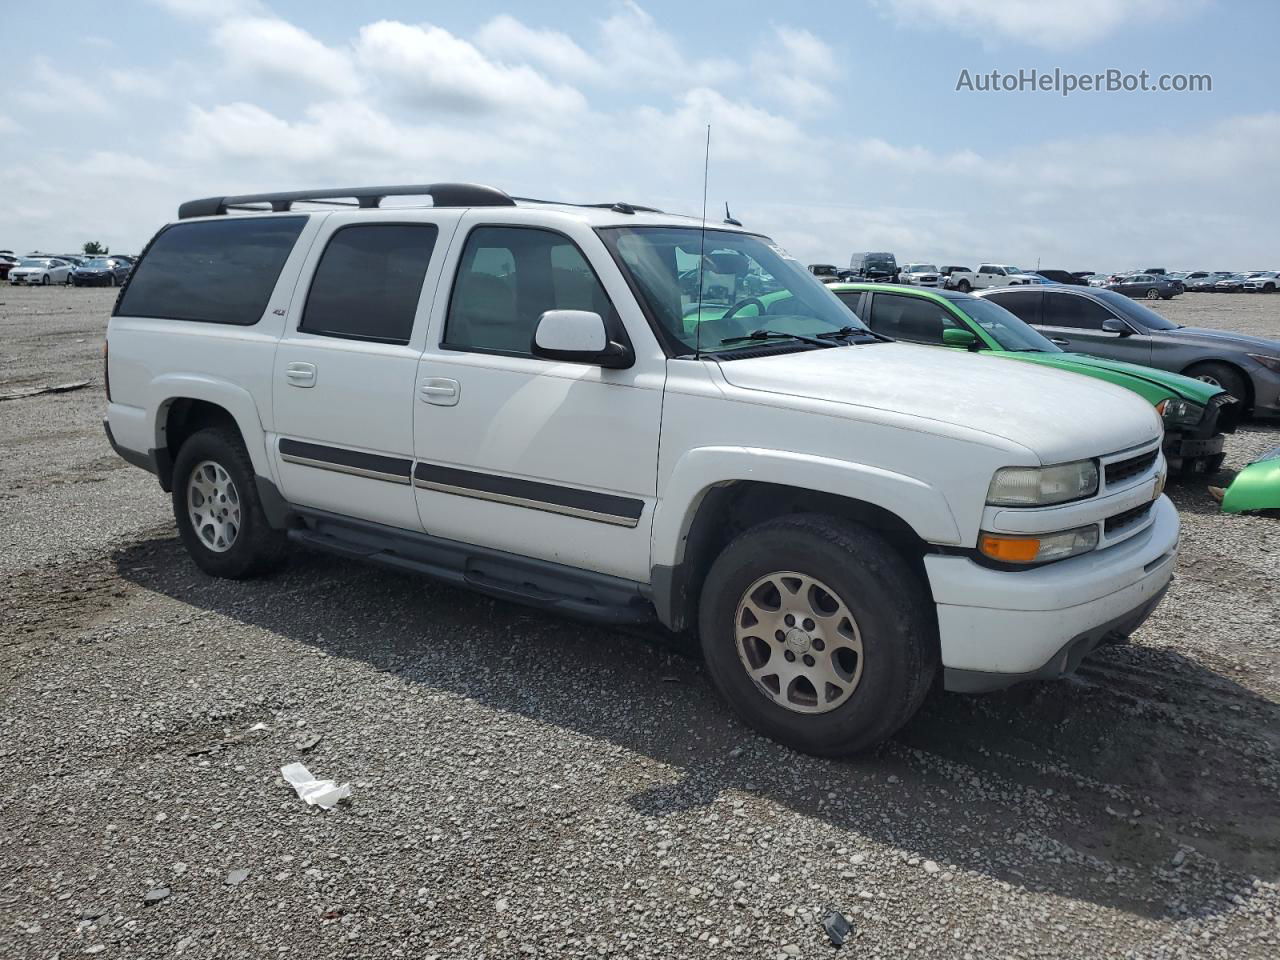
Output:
top-left (4, 252), bottom-right (134, 286)
top-left (810, 255), bottom-right (1277, 302)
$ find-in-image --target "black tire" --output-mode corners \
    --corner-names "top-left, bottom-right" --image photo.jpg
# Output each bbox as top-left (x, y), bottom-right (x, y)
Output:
top-left (956, 279), bottom-right (971, 292)
top-left (1265, 283), bottom-right (1276, 294)
top-left (1204, 452), bottom-right (1227, 475)
top-left (40, 274), bottom-right (49, 286)
top-left (1187, 361), bottom-right (1248, 407)
top-left (1146, 287), bottom-right (1161, 300)
top-left (171, 427), bottom-right (288, 579)
top-left (698, 514), bottom-right (937, 756)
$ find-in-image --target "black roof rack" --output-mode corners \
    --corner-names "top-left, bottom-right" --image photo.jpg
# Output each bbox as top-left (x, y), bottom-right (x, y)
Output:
top-left (511, 197), bottom-right (665, 215)
top-left (177, 182), bottom-right (515, 219)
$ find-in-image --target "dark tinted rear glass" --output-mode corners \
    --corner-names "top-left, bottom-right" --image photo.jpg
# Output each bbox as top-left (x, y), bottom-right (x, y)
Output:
top-left (301, 224), bottom-right (438, 345)
top-left (116, 216), bottom-right (306, 324)
top-left (986, 289), bottom-right (1041, 324)
top-left (1042, 291), bottom-right (1114, 330)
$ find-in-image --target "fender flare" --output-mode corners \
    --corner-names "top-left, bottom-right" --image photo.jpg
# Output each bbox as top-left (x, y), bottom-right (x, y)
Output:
top-left (651, 446), bottom-right (963, 571)
top-left (149, 374), bottom-right (272, 479)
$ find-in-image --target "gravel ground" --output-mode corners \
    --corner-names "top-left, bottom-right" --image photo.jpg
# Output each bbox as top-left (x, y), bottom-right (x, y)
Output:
top-left (2, 286), bottom-right (1278, 960)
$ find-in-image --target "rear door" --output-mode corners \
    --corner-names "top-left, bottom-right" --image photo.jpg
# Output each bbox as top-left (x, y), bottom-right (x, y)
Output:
top-left (271, 211), bottom-right (462, 531)
top-left (1035, 290), bottom-right (1153, 365)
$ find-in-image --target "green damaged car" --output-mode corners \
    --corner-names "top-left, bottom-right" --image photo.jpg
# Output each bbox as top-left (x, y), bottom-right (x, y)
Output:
top-left (828, 283), bottom-right (1240, 472)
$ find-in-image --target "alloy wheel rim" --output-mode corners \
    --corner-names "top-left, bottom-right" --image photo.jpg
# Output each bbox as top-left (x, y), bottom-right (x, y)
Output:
top-left (1195, 374), bottom-right (1221, 386)
top-left (187, 460), bottom-right (241, 553)
top-left (734, 571), bottom-right (864, 715)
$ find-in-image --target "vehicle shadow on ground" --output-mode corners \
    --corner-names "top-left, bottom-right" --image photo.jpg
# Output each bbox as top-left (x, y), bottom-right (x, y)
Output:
top-left (113, 534), bottom-right (1279, 924)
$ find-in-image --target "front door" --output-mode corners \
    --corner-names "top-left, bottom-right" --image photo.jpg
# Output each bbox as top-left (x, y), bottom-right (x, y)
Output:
top-left (1035, 291), bottom-right (1153, 366)
top-left (411, 216), bottom-right (664, 583)
top-left (271, 212), bottom-right (461, 531)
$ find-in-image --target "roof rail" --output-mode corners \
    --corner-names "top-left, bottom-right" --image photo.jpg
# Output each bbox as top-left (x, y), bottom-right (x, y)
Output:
top-left (512, 197), bottom-right (665, 215)
top-left (177, 183), bottom-right (515, 219)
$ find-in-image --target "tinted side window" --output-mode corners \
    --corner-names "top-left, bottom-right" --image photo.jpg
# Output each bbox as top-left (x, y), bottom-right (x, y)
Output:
top-left (988, 289), bottom-right (1042, 325)
top-left (868, 293), bottom-right (958, 345)
top-left (1043, 293), bottom-right (1114, 331)
top-left (116, 216), bottom-right (306, 324)
top-left (835, 292), bottom-right (862, 315)
top-left (445, 227), bottom-right (613, 356)
top-left (300, 224), bottom-right (438, 345)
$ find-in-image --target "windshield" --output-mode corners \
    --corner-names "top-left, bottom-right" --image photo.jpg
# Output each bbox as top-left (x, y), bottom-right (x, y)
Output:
top-left (958, 297), bottom-right (1060, 352)
top-left (18, 258), bottom-right (51, 267)
top-left (600, 227), bottom-right (871, 355)
top-left (908, 264), bottom-right (939, 273)
top-left (1090, 289), bottom-right (1180, 329)
top-left (83, 258), bottom-right (112, 268)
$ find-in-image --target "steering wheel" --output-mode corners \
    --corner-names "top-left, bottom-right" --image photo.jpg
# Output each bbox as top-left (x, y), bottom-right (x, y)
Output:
top-left (718, 297), bottom-right (767, 324)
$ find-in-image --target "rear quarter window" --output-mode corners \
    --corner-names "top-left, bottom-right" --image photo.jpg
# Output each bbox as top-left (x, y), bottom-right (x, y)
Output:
top-left (115, 216), bottom-right (307, 325)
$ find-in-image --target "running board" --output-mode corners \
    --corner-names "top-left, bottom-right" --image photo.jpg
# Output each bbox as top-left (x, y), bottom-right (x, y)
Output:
top-left (288, 509), bottom-right (655, 626)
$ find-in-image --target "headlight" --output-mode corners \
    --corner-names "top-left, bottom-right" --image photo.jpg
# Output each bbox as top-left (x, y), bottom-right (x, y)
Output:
top-left (986, 460), bottom-right (1099, 506)
top-left (1249, 354), bottom-right (1280, 373)
top-left (1157, 397), bottom-right (1204, 428)
top-left (979, 524), bottom-right (1100, 565)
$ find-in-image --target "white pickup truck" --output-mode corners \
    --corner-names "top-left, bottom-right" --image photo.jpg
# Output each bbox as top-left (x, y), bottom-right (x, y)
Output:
top-left (948, 264), bottom-right (1045, 292)
top-left (104, 183), bottom-right (1178, 755)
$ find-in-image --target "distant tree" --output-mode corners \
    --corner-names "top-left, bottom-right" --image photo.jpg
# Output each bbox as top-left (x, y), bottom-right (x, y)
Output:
top-left (82, 241), bottom-right (108, 255)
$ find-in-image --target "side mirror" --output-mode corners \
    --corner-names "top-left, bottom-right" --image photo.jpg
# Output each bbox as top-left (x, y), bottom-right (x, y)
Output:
top-left (1101, 318), bottom-right (1130, 336)
top-left (943, 327), bottom-right (979, 350)
top-left (532, 310), bottom-right (634, 369)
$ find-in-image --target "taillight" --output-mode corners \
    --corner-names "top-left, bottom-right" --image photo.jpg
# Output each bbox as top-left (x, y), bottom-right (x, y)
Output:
top-left (103, 340), bottom-right (111, 402)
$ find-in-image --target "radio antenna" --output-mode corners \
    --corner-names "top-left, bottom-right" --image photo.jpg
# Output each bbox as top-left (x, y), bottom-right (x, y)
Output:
top-left (694, 123), bottom-right (711, 360)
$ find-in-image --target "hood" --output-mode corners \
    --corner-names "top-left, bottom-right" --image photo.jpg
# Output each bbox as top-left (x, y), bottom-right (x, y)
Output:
top-left (1165, 326), bottom-right (1280, 354)
top-left (1047, 352), bottom-right (1223, 404)
top-left (716, 342), bottom-right (1160, 464)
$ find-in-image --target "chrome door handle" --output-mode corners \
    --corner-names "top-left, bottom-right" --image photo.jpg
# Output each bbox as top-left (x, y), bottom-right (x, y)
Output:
top-left (285, 361), bottom-right (317, 387)
top-left (1049, 338), bottom-right (1069, 346)
top-left (420, 378), bottom-right (460, 406)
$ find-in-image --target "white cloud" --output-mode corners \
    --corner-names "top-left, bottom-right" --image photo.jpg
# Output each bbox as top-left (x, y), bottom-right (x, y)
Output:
top-left (354, 20), bottom-right (586, 117)
top-left (597, 2), bottom-right (739, 89)
top-left (475, 15), bottom-right (601, 80)
top-left (0, 114), bottom-right (21, 134)
top-left (214, 17), bottom-right (361, 97)
top-left (752, 27), bottom-right (839, 111)
top-left (877, 0), bottom-right (1203, 49)
top-left (17, 59), bottom-right (114, 115)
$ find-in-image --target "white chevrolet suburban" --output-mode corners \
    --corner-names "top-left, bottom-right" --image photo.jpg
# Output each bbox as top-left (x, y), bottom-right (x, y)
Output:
top-left (104, 183), bottom-right (1179, 755)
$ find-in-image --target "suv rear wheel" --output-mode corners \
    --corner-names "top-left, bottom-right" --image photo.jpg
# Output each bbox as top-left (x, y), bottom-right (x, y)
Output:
top-left (172, 427), bottom-right (288, 579)
top-left (698, 514), bottom-right (937, 755)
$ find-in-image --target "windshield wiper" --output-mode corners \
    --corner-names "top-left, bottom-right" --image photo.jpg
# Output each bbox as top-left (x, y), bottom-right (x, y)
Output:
top-left (719, 329), bottom-right (835, 348)
top-left (816, 325), bottom-right (891, 343)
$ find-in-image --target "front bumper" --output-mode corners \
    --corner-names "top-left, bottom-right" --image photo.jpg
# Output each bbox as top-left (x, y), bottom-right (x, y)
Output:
top-left (1250, 367), bottom-right (1280, 419)
top-left (928, 495), bottom-right (1179, 691)
top-left (74, 274), bottom-right (113, 285)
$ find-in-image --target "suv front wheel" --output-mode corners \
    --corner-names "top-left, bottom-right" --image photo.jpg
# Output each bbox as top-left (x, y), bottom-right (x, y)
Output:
top-left (171, 427), bottom-right (288, 579)
top-left (698, 514), bottom-right (937, 756)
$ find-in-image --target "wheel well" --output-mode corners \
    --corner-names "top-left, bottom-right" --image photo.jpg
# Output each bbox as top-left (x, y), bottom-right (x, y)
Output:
top-left (1181, 360), bottom-right (1254, 410)
top-left (158, 399), bottom-right (241, 490)
top-left (658, 481), bottom-right (934, 634)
